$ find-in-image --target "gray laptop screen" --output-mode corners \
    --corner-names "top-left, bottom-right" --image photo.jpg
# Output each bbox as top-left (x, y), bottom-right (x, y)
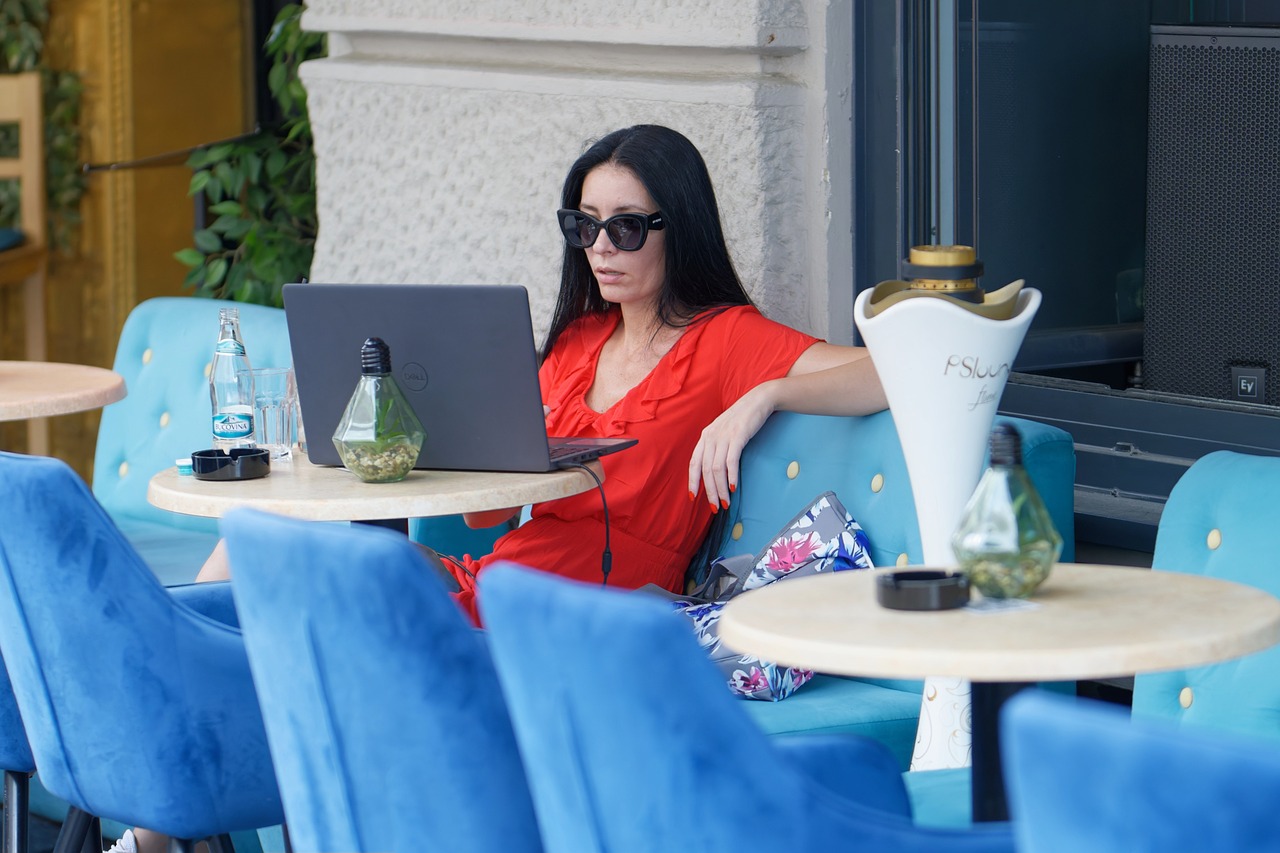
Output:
top-left (284, 283), bottom-right (558, 472)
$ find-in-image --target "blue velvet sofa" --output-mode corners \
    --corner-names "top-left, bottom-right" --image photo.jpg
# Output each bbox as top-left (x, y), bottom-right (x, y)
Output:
top-left (92, 296), bottom-right (504, 585)
top-left (715, 409), bottom-right (1076, 770)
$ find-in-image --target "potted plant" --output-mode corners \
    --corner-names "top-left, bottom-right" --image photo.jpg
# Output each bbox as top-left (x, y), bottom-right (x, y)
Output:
top-left (175, 3), bottom-right (326, 308)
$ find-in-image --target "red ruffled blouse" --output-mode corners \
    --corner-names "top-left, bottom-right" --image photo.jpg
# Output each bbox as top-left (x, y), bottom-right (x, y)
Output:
top-left (451, 304), bottom-right (819, 624)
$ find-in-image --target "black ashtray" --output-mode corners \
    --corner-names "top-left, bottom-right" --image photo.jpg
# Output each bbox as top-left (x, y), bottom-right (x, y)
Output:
top-left (191, 448), bottom-right (270, 481)
top-left (876, 570), bottom-right (970, 611)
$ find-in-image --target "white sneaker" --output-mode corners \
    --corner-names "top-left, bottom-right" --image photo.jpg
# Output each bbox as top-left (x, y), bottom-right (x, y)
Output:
top-left (106, 829), bottom-right (138, 853)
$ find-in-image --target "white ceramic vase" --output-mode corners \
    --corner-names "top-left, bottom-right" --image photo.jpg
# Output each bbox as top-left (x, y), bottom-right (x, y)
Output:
top-left (854, 283), bottom-right (1041, 770)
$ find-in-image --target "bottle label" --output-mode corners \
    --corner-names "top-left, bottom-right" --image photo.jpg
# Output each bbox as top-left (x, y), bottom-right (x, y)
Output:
top-left (212, 409), bottom-right (255, 440)
top-left (216, 339), bottom-right (246, 356)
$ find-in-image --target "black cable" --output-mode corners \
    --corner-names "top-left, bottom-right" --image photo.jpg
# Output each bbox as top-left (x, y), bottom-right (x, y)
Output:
top-left (568, 462), bottom-right (612, 585)
top-left (439, 551), bottom-right (477, 581)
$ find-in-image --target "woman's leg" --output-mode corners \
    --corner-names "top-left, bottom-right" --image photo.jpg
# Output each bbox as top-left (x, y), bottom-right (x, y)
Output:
top-left (196, 539), bottom-right (231, 581)
top-left (108, 828), bottom-right (210, 853)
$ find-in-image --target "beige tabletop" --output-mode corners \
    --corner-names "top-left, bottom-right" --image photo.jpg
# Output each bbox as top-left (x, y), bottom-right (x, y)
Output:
top-left (0, 360), bottom-right (126, 420)
top-left (718, 564), bottom-right (1280, 683)
top-left (148, 451), bottom-right (602, 522)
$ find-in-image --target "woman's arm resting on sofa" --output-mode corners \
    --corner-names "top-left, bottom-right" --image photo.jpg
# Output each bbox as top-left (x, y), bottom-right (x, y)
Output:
top-left (688, 343), bottom-right (887, 509)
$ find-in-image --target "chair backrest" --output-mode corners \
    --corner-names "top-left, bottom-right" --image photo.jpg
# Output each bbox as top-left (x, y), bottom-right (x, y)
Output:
top-left (1003, 690), bottom-right (1280, 852)
top-left (0, 71), bottom-right (46, 251)
top-left (93, 297), bottom-right (293, 530)
top-left (718, 411), bottom-right (1076, 571)
top-left (1132, 450), bottom-right (1280, 739)
top-left (0, 451), bottom-right (281, 838)
top-left (479, 563), bottom-right (1015, 853)
top-left (221, 508), bottom-right (543, 853)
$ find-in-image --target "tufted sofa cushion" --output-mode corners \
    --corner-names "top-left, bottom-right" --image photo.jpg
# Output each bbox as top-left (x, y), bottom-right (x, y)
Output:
top-left (92, 298), bottom-right (295, 584)
top-left (717, 410), bottom-right (1076, 773)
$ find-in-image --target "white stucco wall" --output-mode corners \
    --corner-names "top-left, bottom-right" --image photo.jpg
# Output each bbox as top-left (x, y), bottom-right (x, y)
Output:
top-left (299, 0), bottom-right (853, 344)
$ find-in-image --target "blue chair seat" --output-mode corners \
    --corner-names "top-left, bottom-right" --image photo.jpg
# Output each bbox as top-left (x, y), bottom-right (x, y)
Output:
top-left (743, 675), bottom-right (923, 769)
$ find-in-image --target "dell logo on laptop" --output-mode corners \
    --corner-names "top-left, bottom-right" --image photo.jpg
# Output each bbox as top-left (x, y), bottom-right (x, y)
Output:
top-left (401, 362), bottom-right (428, 391)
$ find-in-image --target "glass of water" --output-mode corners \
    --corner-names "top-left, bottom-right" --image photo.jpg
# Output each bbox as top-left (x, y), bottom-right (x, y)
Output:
top-left (248, 367), bottom-right (297, 461)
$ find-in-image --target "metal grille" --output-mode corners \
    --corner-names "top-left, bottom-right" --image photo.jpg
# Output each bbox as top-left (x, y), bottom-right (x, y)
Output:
top-left (1144, 27), bottom-right (1280, 405)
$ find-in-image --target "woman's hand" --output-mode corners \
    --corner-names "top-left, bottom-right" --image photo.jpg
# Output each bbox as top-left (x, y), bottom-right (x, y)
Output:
top-left (688, 380), bottom-right (779, 511)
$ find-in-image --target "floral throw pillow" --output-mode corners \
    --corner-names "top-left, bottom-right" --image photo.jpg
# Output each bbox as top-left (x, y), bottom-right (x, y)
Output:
top-left (671, 491), bottom-right (874, 701)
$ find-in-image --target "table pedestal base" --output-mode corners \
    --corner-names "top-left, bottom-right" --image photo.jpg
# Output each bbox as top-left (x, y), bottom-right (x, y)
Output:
top-left (971, 681), bottom-right (1030, 822)
top-left (355, 518), bottom-right (410, 535)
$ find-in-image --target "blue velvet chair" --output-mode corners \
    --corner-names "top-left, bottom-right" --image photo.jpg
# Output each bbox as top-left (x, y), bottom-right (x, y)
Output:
top-left (1002, 690), bottom-right (1280, 851)
top-left (1132, 450), bottom-right (1280, 739)
top-left (0, 451), bottom-right (283, 852)
top-left (221, 507), bottom-right (543, 853)
top-left (479, 563), bottom-right (1016, 853)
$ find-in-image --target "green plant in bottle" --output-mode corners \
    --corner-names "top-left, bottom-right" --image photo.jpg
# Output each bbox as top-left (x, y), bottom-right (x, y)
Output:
top-left (332, 337), bottom-right (425, 483)
top-left (952, 423), bottom-right (1063, 598)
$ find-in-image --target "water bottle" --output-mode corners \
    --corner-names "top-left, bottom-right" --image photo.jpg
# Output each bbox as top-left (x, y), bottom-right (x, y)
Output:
top-left (210, 307), bottom-right (256, 450)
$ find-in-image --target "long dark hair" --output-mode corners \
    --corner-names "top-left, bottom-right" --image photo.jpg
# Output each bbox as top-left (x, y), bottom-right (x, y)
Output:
top-left (542, 125), bottom-right (753, 357)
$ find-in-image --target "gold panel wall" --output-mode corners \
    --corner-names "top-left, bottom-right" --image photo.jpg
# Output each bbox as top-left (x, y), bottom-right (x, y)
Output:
top-left (2, 0), bottom-right (249, 478)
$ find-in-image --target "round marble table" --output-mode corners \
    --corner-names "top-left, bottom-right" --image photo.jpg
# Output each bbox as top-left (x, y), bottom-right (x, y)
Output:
top-left (719, 564), bottom-right (1280, 821)
top-left (0, 360), bottom-right (126, 420)
top-left (149, 452), bottom-right (602, 523)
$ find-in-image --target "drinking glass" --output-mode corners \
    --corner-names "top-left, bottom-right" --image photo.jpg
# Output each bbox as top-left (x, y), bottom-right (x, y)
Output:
top-left (248, 367), bottom-right (296, 461)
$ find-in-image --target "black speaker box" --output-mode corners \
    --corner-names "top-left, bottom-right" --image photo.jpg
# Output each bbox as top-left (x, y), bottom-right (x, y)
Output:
top-left (1143, 25), bottom-right (1280, 406)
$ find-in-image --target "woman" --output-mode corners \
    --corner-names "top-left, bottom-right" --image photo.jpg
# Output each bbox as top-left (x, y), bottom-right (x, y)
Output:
top-left (445, 124), bottom-right (887, 620)
top-left (111, 124), bottom-right (886, 853)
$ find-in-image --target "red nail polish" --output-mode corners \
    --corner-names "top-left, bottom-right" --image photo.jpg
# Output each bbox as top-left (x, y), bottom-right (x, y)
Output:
top-left (720, 498), bottom-right (730, 510)
top-left (688, 491), bottom-right (695, 502)
top-left (729, 483), bottom-right (737, 493)
top-left (709, 502), bottom-right (719, 514)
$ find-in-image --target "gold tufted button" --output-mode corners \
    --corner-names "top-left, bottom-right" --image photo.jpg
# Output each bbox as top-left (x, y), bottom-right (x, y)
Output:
top-left (1179, 686), bottom-right (1194, 709)
top-left (159, 412), bottom-right (170, 428)
top-left (141, 348), bottom-right (152, 365)
top-left (1207, 529), bottom-right (1222, 550)
top-left (786, 460), bottom-right (800, 480)
top-left (203, 362), bottom-right (212, 380)
top-left (731, 522), bottom-right (744, 541)
top-left (871, 473), bottom-right (884, 493)
top-left (897, 553), bottom-right (910, 567)
top-left (118, 461), bottom-right (128, 479)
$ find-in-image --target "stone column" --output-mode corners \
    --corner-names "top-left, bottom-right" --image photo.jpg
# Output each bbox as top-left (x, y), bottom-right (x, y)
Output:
top-left (299, 0), bottom-right (853, 343)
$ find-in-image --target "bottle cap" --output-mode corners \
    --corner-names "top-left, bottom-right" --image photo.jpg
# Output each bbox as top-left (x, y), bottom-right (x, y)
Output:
top-left (900, 245), bottom-right (985, 301)
top-left (989, 422), bottom-right (1023, 467)
top-left (360, 337), bottom-right (393, 375)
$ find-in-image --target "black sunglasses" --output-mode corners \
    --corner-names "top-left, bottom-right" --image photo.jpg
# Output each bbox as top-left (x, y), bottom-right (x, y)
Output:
top-left (557, 209), bottom-right (665, 251)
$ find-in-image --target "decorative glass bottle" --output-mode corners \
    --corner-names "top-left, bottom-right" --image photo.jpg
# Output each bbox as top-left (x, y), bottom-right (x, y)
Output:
top-left (951, 423), bottom-right (1063, 598)
top-left (331, 337), bottom-right (425, 483)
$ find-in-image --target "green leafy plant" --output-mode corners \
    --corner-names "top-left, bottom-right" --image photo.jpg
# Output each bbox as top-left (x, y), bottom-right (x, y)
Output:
top-left (1, 0), bottom-right (86, 251)
top-left (175, 3), bottom-right (326, 307)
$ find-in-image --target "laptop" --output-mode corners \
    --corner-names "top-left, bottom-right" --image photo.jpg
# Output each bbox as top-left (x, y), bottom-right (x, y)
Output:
top-left (282, 283), bottom-right (637, 473)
